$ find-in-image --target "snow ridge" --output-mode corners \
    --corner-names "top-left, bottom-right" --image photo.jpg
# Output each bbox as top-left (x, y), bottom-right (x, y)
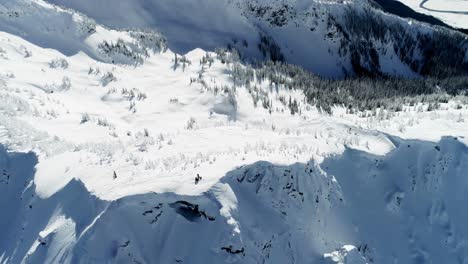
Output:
top-left (1, 136), bottom-right (468, 263)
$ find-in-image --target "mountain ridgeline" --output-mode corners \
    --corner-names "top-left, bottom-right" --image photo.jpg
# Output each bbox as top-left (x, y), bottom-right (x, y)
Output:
top-left (45, 0), bottom-right (468, 79)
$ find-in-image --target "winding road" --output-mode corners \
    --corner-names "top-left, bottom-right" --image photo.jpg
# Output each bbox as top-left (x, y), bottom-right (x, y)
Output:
top-left (420, 0), bottom-right (468, 15)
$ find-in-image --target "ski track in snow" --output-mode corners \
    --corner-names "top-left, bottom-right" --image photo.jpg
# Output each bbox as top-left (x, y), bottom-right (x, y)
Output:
top-left (420, 0), bottom-right (468, 15)
top-left (397, 0), bottom-right (468, 29)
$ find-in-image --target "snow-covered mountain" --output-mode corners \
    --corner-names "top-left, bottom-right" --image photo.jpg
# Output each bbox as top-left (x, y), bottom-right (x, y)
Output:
top-left (3, 137), bottom-right (468, 263)
top-left (45, 0), bottom-right (468, 78)
top-left (1, 0), bottom-right (468, 263)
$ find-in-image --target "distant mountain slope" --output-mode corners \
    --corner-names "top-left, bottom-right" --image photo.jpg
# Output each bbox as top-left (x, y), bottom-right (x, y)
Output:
top-left (396, 0), bottom-right (468, 30)
top-left (45, 0), bottom-right (468, 78)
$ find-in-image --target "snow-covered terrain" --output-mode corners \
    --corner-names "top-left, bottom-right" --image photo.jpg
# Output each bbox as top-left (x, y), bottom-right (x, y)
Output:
top-left (1, 0), bottom-right (468, 263)
top-left (44, 0), bottom-right (468, 78)
top-left (396, 0), bottom-right (468, 29)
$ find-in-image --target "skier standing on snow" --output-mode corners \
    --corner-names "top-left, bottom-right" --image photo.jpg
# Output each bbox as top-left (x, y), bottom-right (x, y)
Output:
top-left (195, 174), bottom-right (202, 184)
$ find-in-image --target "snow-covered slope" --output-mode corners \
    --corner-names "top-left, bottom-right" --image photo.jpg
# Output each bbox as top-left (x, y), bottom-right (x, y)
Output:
top-left (0, 0), bottom-right (166, 65)
top-left (1, 0), bottom-right (468, 263)
top-left (44, 0), bottom-right (468, 78)
top-left (2, 134), bottom-right (468, 263)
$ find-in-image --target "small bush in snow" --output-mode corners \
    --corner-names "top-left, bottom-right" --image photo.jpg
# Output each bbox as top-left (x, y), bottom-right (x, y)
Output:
top-left (158, 133), bottom-right (165, 141)
top-left (48, 58), bottom-right (69, 69)
top-left (44, 77), bottom-right (71, 93)
top-left (129, 101), bottom-right (136, 113)
top-left (80, 113), bottom-right (90, 124)
top-left (121, 88), bottom-right (147, 101)
top-left (101, 71), bottom-right (117, 86)
top-left (143, 128), bottom-right (150, 137)
top-left (215, 48), bottom-right (240, 64)
top-left (0, 47), bottom-right (7, 59)
top-left (200, 53), bottom-right (215, 67)
top-left (179, 55), bottom-right (191, 71)
top-left (97, 118), bottom-right (111, 127)
top-left (186, 117), bottom-right (196, 130)
top-left (20, 46), bottom-right (32, 58)
top-left (61, 77), bottom-right (71, 90)
top-left (88, 66), bottom-right (100, 75)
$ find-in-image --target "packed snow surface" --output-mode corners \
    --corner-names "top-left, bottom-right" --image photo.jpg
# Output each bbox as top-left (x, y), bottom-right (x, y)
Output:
top-left (1, 0), bottom-right (468, 263)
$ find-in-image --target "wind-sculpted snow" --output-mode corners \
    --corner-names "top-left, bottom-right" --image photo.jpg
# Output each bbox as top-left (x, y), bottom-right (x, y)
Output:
top-left (1, 136), bottom-right (467, 263)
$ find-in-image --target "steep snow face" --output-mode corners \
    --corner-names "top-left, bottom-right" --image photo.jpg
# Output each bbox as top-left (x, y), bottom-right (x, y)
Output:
top-left (43, 0), bottom-right (262, 60)
top-left (0, 146), bottom-right (107, 264)
top-left (43, 0), bottom-right (468, 78)
top-left (2, 137), bottom-right (468, 263)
